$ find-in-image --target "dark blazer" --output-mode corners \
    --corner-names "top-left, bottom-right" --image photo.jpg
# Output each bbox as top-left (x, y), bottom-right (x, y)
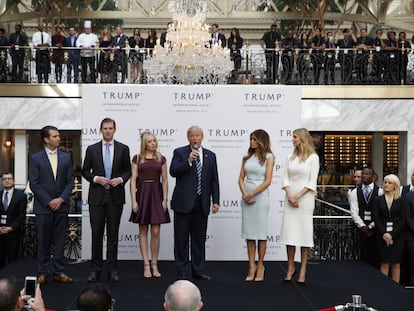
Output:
top-left (64, 36), bottom-right (80, 60)
top-left (29, 150), bottom-right (74, 214)
top-left (372, 195), bottom-right (404, 240)
top-left (82, 140), bottom-right (131, 206)
top-left (210, 33), bottom-right (226, 48)
top-left (403, 192), bottom-right (414, 242)
top-left (111, 34), bottom-right (128, 54)
top-left (8, 32), bottom-right (28, 57)
top-left (0, 189), bottom-right (27, 231)
top-left (170, 145), bottom-right (219, 216)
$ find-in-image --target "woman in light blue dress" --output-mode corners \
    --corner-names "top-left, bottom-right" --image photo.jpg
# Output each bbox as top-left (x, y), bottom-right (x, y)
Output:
top-left (238, 129), bottom-right (275, 282)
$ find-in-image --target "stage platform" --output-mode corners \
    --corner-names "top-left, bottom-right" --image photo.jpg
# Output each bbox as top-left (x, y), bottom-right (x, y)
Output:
top-left (1, 260), bottom-right (413, 311)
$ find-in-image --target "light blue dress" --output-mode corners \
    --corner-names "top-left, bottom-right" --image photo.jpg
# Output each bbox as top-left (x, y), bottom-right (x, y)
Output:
top-left (241, 153), bottom-right (272, 240)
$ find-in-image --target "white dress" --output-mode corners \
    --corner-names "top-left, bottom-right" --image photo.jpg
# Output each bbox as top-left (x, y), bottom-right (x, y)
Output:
top-left (241, 153), bottom-right (272, 240)
top-left (280, 153), bottom-right (319, 247)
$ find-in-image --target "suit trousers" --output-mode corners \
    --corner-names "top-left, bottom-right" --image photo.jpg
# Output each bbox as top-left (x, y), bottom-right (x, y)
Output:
top-left (405, 241), bottom-right (414, 285)
top-left (174, 196), bottom-right (208, 276)
top-left (0, 230), bottom-right (21, 268)
top-left (36, 213), bottom-right (68, 275)
top-left (359, 231), bottom-right (379, 269)
top-left (89, 192), bottom-right (123, 272)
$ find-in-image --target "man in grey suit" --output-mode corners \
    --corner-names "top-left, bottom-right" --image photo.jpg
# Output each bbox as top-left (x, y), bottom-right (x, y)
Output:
top-left (82, 118), bottom-right (131, 282)
top-left (29, 125), bottom-right (74, 285)
top-left (170, 126), bottom-right (220, 280)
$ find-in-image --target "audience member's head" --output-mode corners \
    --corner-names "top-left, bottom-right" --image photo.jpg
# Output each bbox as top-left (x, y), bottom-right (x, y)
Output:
top-left (164, 280), bottom-right (203, 311)
top-left (77, 283), bottom-right (113, 311)
top-left (0, 276), bottom-right (22, 311)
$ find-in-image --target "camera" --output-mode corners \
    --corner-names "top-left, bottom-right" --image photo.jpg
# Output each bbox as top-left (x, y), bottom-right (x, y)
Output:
top-left (24, 276), bottom-right (37, 298)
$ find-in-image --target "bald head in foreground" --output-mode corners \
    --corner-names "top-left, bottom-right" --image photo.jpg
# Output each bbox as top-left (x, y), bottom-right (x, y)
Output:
top-left (164, 280), bottom-right (203, 311)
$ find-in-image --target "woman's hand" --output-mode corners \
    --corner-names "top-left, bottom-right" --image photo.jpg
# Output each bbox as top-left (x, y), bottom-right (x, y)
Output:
top-left (132, 202), bottom-right (139, 213)
top-left (288, 195), bottom-right (299, 208)
top-left (243, 192), bottom-right (256, 204)
top-left (162, 200), bottom-right (168, 211)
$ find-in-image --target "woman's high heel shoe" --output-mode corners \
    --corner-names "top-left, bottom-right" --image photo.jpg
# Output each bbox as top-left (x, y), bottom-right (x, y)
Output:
top-left (245, 265), bottom-right (256, 282)
top-left (283, 270), bottom-right (296, 283)
top-left (143, 263), bottom-right (152, 278)
top-left (151, 263), bottom-right (161, 278)
top-left (254, 266), bottom-right (265, 282)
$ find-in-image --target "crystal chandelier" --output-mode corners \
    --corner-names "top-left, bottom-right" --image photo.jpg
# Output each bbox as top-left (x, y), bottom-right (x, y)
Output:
top-left (144, 0), bottom-right (233, 84)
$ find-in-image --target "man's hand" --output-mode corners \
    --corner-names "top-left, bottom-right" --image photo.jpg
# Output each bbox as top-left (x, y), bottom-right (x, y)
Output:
top-left (212, 203), bottom-right (219, 214)
top-left (48, 198), bottom-right (64, 211)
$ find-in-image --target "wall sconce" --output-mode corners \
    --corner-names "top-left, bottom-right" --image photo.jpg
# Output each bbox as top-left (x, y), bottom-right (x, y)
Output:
top-left (3, 140), bottom-right (12, 150)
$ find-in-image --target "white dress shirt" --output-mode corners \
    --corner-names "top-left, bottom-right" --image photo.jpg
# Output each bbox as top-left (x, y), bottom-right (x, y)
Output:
top-left (349, 183), bottom-right (383, 228)
top-left (32, 31), bottom-right (51, 48)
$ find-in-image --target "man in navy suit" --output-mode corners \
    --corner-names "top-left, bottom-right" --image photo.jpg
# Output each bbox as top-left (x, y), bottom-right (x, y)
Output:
top-left (0, 173), bottom-right (27, 268)
top-left (29, 125), bottom-right (74, 285)
top-left (209, 23), bottom-right (226, 48)
top-left (64, 26), bottom-right (80, 83)
top-left (170, 126), bottom-right (220, 280)
top-left (82, 118), bottom-right (131, 282)
top-left (110, 26), bottom-right (128, 83)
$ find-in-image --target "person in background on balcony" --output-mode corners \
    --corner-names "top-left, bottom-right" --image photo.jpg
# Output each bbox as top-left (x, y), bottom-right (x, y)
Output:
top-left (372, 174), bottom-right (404, 283)
top-left (97, 25), bottom-right (112, 83)
top-left (145, 29), bottom-right (157, 57)
top-left (347, 169), bottom-right (362, 200)
top-left (238, 129), bottom-right (274, 282)
top-left (372, 29), bottom-right (386, 50)
top-left (128, 28), bottom-right (145, 84)
top-left (29, 125), bottom-right (74, 285)
top-left (310, 27), bottom-right (326, 85)
top-left (64, 27), bottom-right (80, 83)
top-left (9, 24), bottom-right (28, 82)
top-left (110, 25), bottom-right (127, 83)
top-left (227, 28), bottom-right (243, 73)
top-left (77, 20), bottom-right (98, 83)
top-left (32, 23), bottom-right (51, 83)
top-left (260, 24), bottom-right (281, 84)
top-left (398, 31), bottom-right (411, 85)
top-left (51, 25), bottom-right (65, 83)
top-left (0, 28), bottom-right (8, 82)
top-left (349, 167), bottom-right (382, 268)
top-left (210, 23), bottom-right (226, 48)
top-left (160, 22), bottom-right (173, 48)
top-left (129, 131), bottom-right (170, 278)
top-left (297, 33), bottom-right (311, 84)
top-left (355, 28), bottom-right (374, 83)
top-left (280, 128), bottom-right (320, 285)
top-left (401, 171), bottom-right (414, 196)
top-left (384, 31), bottom-right (398, 50)
top-left (324, 31), bottom-right (336, 85)
top-left (0, 173), bottom-right (27, 269)
top-left (281, 29), bottom-right (298, 83)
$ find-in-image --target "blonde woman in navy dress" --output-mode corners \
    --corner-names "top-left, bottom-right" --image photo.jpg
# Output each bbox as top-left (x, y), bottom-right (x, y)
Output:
top-left (280, 128), bottom-right (319, 285)
top-left (238, 129), bottom-right (275, 281)
top-left (129, 132), bottom-right (170, 278)
top-left (372, 174), bottom-right (404, 283)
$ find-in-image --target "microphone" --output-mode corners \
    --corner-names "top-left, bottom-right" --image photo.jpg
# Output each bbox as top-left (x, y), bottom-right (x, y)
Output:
top-left (192, 144), bottom-right (199, 151)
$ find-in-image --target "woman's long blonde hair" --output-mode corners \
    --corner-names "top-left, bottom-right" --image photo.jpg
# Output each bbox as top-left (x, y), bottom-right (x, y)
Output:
top-left (138, 131), bottom-right (161, 165)
top-left (383, 174), bottom-right (401, 199)
top-left (290, 128), bottom-right (315, 162)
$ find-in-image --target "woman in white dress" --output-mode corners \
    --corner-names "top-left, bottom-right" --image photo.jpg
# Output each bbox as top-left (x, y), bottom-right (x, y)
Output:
top-left (238, 129), bottom-right (275, 281)
top-left (280, 128), bottom-right (319, 285)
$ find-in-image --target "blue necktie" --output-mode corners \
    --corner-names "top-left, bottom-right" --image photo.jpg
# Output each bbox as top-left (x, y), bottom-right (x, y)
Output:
top-left (363, 185), bottom-right (370, 200)
top-left (104, 143), bottom-right (112, 179)
top-left (196, 157), bottom-right (202, 195)
top-left (3, 191), bottom-right (9, 211)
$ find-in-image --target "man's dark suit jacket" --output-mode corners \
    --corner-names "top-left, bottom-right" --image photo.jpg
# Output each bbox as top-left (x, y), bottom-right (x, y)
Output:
top-left (82, 140), bottom-right (131, 206)
top-left (210, 33), bottom-right (226, 48)
top-left (0, 189), bottom-right (27, 231)
top-left (64, 36), bottom-right (80, 60)
top-left (403, 192), bottom-right (414, 242)
top-left (170, 145), bottom-right (219, 216)
top-left (111, 34), bottom-right (128, 54)
top-left (29, 150), bottom-right (74, 214)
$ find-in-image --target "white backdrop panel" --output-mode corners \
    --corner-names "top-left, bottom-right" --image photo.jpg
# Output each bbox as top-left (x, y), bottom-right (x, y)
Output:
top-left (81, 85), bottom-right (301, 260)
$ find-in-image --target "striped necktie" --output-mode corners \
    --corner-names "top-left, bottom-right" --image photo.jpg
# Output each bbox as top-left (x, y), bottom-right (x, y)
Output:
top-left (3, 191), bottom-right (9, 211)
top-left (104, 143), bottom-right (112, 179)
top-left (363, 185), bottom-right (370, 200)
top-left (196, 157), bottom-right (202, 195)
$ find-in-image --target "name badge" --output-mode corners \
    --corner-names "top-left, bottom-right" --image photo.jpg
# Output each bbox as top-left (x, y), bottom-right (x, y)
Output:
top-left (364, 211), bottom-right (371, 221)
top-left (344, 49), bottom-right (348, 54)
top-left (386, 221), bottom-right (393, 232)
top-left (0, 215), bottom-right (7, 225)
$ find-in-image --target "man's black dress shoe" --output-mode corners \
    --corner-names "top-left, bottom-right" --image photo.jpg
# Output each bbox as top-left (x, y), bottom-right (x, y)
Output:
top-left (108, 271), bottom-right (120, 282)
top-left (178, 274), bottom-right (188, 280)
top-left (88, 271), bottom-right (101, 282)
top-left (192, 273), bottom-right (211, 281)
